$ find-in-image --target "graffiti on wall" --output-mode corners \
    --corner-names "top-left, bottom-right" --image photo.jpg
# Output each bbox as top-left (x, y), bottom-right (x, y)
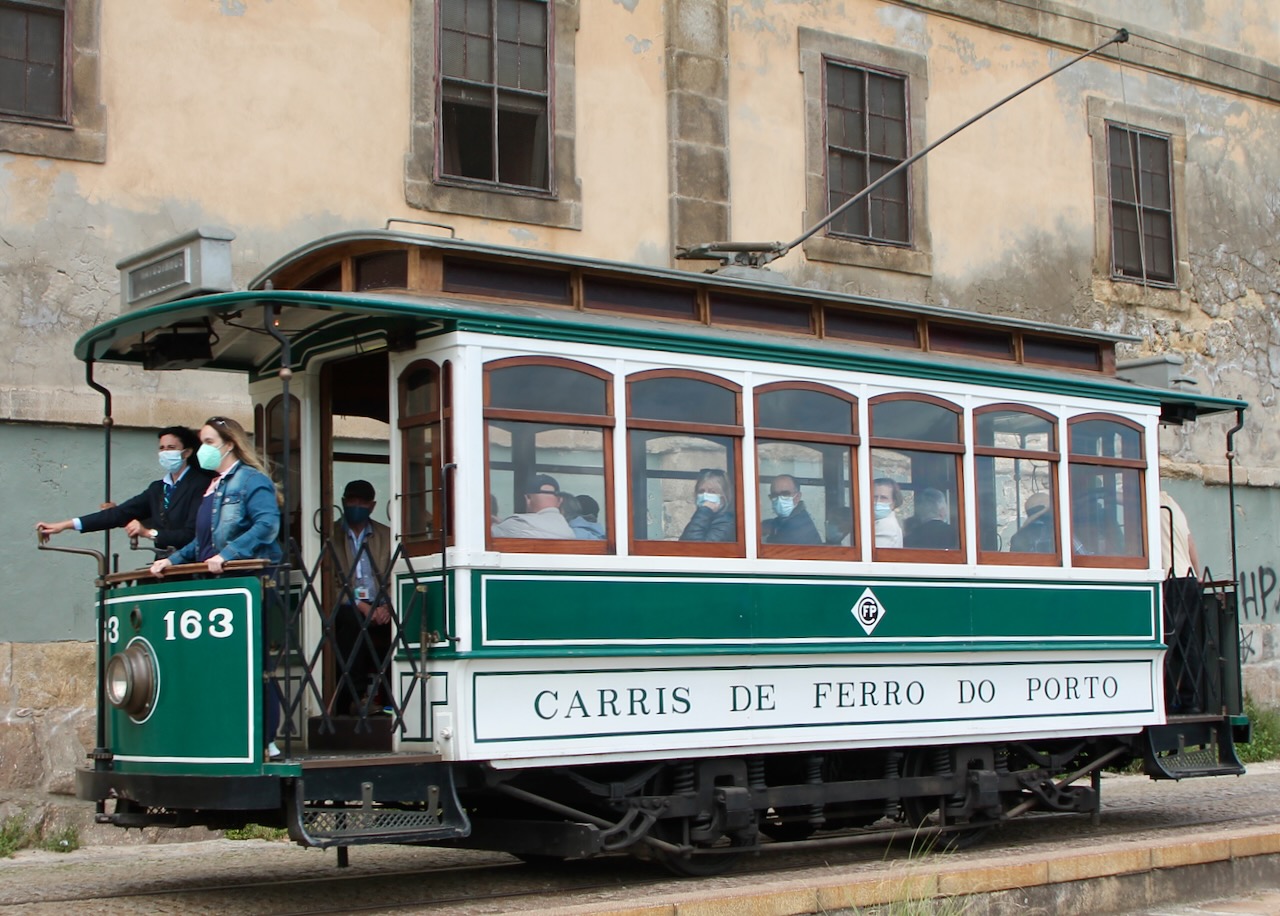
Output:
top-left (1239, 565), bottom-right (1280, 621)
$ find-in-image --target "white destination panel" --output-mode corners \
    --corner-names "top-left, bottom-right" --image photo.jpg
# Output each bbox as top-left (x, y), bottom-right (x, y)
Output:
top-left (472, 660), bottom-right (1156, 743)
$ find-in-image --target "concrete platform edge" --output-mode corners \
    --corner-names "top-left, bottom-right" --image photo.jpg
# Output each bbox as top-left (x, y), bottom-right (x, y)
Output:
top-left (523, 825), bottom-right (1280, 916)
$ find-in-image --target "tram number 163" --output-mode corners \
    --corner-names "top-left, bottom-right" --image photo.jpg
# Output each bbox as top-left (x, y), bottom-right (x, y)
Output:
top-left (103, 609), bottom-right (236, 644)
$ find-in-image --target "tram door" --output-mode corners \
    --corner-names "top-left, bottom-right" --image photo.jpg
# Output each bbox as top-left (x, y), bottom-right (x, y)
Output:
top-left (318, 352), bottom-right (392, 717)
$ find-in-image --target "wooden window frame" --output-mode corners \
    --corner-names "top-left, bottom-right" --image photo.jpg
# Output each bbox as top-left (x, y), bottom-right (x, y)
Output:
top-left (627, 369), bottom-right (744, 559)
top-left (754, 381), bottom-right (860, 561)
top-left (973, 403), bottom-right (1060, 567)
top-left (869, 393), bottom-right (965, 565)
top-left (1107, 123), bottom-right (1175, 287)
top-left (484, 356), bottom-right (614, 555)
top-left (398, 359), bottom-right (451, 557)
top-left (1067, 413), bottom-right (1148, 570)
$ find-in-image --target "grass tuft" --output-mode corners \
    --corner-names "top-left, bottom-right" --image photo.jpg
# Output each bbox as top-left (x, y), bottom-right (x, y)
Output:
top-left (0, 814), bottom-right (33, 858)
top-left (224, 823), bottom-right (289, 841)
top-left (1238, 695), bottom-right (1280, 764)
top-left (40, 825), bottom-right (80, 853)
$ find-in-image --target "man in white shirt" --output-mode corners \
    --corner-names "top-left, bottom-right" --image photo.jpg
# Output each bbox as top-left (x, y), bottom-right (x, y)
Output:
top-left (492, 474), bottom-right (575, 539)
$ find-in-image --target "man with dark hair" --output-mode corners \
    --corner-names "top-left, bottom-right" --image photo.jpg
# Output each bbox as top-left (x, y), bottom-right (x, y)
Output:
top-left (36, 425), bottom-right (212, 552)
top-left (491, 474), bottom-right (574, 539)
top-left (332, 479), bottom-right (394, 716)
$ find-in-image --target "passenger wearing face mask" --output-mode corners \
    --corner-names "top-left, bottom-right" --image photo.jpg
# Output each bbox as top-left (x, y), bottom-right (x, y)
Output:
top-left (679, 468), bottom-right (736, 542)
top-left (330, 479), bottom-right (394, 717)
top-left (36, 426), bottom-right (214, 553)
top-left (872, 477), bottom-right (904, 549)
top-left (761, 474), bottom-right (822, 545)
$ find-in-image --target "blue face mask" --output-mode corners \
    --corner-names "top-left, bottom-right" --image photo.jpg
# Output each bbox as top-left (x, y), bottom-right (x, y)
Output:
top-left (158, 450), bottom-right (186, 475)
top-left (344, 505), bottom-right (373, 526)
top-left (696, 492), bottom-right (722, 509)
top-left (196, 442), bottom-right (225, 471)
top-left (771, 495), bottom-right (795, 518)
top-left (874, 502), bottom-right (893, 520)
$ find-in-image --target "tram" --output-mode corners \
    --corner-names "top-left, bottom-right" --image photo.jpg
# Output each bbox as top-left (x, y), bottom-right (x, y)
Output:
top-left (52, 226), bottom-right (1248, 872)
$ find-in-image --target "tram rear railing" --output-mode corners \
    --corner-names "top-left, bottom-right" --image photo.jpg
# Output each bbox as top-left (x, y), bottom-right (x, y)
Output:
top-left (1162, 569), bottom-right (1242, 718)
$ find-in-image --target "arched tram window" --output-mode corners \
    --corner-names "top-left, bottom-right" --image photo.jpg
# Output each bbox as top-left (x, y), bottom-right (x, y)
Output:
top-left (974, 404), bottom-right (1061, 565)
top-left (398, 359), bottom-right (449, 556)
top-left (485, 358), bottom-right (614, 554)
top-left (1068, 414), bottom-right (1148, 568)
top-left (755, 383), bottom-right (859, 559)
top-left (627, 371), bottom-right (744, 558)
top-left (869, 394), bottom-right (964, 563)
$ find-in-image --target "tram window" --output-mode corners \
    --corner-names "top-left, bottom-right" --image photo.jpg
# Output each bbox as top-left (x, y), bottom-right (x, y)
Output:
top-left (485, 358), bottom-right (613, 553)
top-left (870, 395), bottom-right (964, 561)
top-left (628, 372), bottom-right (743, 557)
top-left (756, 384), bottom-right (859, 557)
top-left (973, 406), bottom-right (1059, 565)
top-left (1068, 415), bottom-right (1147, 566)
top-left (355, 251), bottom-right (408, 290)
top-left (399, 360), bottom-right (447, 554)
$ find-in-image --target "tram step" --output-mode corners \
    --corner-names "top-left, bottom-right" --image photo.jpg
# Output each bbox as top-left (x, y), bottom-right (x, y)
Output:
top-left (1143, 720), bottom-right (1245, 780)
top-left (307, 714), bottom-right (394, 752)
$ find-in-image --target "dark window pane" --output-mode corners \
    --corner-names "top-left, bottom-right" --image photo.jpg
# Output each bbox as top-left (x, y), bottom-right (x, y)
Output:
top-left (442, 257), bottom-right (569, 303)
top-left (496, 97), bottom-right (547, 187)
top-left (28, 11), bottom-right (63, 65)
top-left (0, 59), bottom-right (23, 111)
top-left (1108, 125), bottom-right (1174, 285)
top-left (710, 294), bottom-right (812, 332)
top-left (441, 97), bottom-right (495, 180)
top-left (490, 364), bottom-right (607, 415)
top-left (583, 277), bottom-right (698, 320)
top-left (403, 365), bottom-right (439, 416)
top-left (631, 377), bottom-right (736, 425)
top-left (0, 10), bottom-right (24, 59)
top-left (872, 399), bottom-right (958, 443)
top-left (929, 323), bottom-right (1014, 359)
top-left (825, 309), bottom-right (919, 346)
top-left (355, 251), bottom-right (408, 290)
top-left (298, 264), bottom-right (342, 291)
top-left (1022, 335), bottom-right (1102, 371)
top-left (758, 389), bottom-right (853, 435)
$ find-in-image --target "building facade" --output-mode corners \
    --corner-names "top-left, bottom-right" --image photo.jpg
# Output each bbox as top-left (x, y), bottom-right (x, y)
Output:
top-left (2, 0), bottom-right (1278, 824)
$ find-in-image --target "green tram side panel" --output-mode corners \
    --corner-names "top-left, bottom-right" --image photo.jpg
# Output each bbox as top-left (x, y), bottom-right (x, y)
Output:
top-left (103, 575), bottom-right (263, 774)
top-left (396, 572), bottom-right (452, 658)
top-left (475, 571), bottom-right (1158, 654)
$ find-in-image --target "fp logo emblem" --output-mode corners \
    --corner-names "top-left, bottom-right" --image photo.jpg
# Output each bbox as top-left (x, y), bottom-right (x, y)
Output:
top-left (852, 587), bottom-right (886, 635)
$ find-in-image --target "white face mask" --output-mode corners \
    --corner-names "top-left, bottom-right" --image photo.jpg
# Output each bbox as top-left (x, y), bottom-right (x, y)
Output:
top-left (696, 492), bottom-right (722, 509)
top-left (158, 450), bottom-right (186, 474)
top-left (874, 502), bottom-right (893, 520)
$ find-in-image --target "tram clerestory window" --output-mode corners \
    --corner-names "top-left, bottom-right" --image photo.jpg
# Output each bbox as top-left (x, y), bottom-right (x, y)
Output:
top-left (869, 395), bottom-right (964, 562)
top-left (439, 0), bottom-right (551, 191)
top-left (485, 358), bottom-right (612, 552)
top-left (974, 406), bottom-right (1060, 565)
top-left (627, 372), bottom-right (743, 557)
top-left (755, 384), bottom-right (859, 558)
top-left (1068, 415), bottom-right (1147, 566)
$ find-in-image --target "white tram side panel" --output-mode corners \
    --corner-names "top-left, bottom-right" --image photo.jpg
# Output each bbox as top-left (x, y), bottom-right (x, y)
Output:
top-left (377, 330), bottom-right (1172, 763)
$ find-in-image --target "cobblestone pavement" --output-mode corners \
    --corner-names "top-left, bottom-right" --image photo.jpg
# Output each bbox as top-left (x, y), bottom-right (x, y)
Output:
top-left (2, 763), bottom-right (1279, 914)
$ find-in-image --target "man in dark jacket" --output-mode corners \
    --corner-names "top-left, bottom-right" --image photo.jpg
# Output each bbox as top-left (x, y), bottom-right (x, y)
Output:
top-left (761, 474), bottom-right (822, 545)
top-left (36, 426), bottom-right (213, 553)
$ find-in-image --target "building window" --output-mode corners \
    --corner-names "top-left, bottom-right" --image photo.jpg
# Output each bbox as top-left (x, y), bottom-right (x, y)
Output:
top-left (973, 404), bottom-right (1060, 566)
top-left (1068, 414), bottom-right (1147, 568)
top-left (1108, 125), bottom-right (1174, 285)
top-left (826, 61), bottom-right (908, 245)
top-left (869, 394), bottom-right (964, 562)
top-left (755, 383), bottom-right (859, 559)
top-left (485, 357), bottom-right (613, 553)
top-left (0, 0), bottom-right (64, 121)
top-left (799, 28), bottom-right (930, 275)
top-left (0, 0), bottom-right (103, 162)
top-left (627, 371), bottom-right (743, 558)
top-left (407, 0), bottom-right (581, 229)
top-left (439, 0), bottom-right (549, 190)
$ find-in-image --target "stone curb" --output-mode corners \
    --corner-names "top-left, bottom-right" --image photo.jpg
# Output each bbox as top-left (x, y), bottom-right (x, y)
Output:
top-left (519, 824), bottom-right (1280, 916)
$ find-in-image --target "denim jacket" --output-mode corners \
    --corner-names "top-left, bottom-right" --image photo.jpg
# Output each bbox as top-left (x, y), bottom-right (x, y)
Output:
top-left (168, 462), bottom-right (283, 565)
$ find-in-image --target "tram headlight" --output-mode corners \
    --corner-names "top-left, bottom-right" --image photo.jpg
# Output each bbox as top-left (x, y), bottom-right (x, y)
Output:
top-left (105, 643), bottom-right (157, 718)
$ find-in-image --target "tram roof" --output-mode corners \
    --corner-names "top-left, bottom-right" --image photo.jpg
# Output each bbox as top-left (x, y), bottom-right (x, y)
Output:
top-left (76, 231), bottom-right (1245, 422)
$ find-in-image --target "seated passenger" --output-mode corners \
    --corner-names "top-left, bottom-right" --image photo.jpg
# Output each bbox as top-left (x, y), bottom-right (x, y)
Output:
top-left (1009, 491), bottom-right (1054, 553)
top-left (873, 477), bottom-right (904, 548)
top-left (36, 425), bottom-right (214, 553)
top-left (562, 492), bottom-right (606, 540)
top-left (680, 468), bottom-right (735, 542)
top-left (903, 487), bottom-right (958, 550)
top-left (761, 474), bottom-right (821, 545)
top-left (492, 475), bottom-right (574, 539)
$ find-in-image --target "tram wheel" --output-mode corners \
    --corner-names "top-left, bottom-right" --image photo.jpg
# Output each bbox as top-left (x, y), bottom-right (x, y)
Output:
top-left (899, 749), bottom-right (993, 851)
top-left (651, 824), bottom-right (754, 877)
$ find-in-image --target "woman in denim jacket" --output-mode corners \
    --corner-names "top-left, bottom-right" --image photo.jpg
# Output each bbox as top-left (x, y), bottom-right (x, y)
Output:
top-left (151, 416), bottom-right (282, 576)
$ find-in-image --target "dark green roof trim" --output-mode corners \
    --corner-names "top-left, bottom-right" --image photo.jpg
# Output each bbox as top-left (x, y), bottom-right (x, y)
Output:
top-left (75, 289), bottom-right (1245, 417)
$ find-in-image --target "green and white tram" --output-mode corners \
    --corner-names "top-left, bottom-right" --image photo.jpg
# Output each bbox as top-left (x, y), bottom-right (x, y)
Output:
top-left (58, 228), bottom-right (1247, 870)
